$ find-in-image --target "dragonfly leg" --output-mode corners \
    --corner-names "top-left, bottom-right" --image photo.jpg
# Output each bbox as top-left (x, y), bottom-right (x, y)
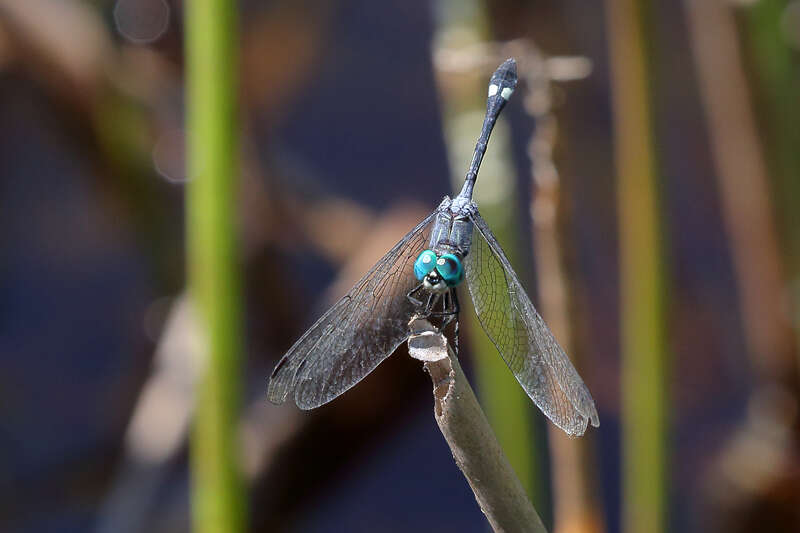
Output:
top-left (407, 283), bottom-right (426, 307)
top-left (430, 289), bottom-right (459, 316)
top-left (443, 292), bottom-right (460, 354)
top-left (424, 292), bottom-right (440, 316)
top-left (430, 288), bottom-right (460, 331)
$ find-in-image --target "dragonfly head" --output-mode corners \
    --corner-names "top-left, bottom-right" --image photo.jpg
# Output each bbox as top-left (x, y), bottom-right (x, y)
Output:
top-left (414, 250), bottom-right (463, 293)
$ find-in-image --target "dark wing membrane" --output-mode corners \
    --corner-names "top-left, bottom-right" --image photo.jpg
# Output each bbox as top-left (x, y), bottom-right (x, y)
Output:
top-left (268, 212), bottom-right (436, 409)
top-left (464, 210), bottom-right (599, 436)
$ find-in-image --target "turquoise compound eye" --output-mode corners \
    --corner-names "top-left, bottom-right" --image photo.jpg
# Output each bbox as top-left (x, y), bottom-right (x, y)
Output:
top-left (435, 253), bottom-right (463, 287)
top-left (414, 250), bottom-right (438, 281)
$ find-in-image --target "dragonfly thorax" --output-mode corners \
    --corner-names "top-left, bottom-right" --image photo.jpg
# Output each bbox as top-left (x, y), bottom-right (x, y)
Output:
top-left (429, 199), bottom-right (475, 257)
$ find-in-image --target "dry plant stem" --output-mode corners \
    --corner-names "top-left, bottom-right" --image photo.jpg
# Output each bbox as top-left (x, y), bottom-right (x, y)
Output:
top-left (684, 0), bottom-right (800, 516)
top-left (95, 297), bottom-right (202, 533)
top-left (520, 45), bottom-right (605, 533)
top-left (534, 166), bottom-right (599, 532)
top-left (414, 324), bottom-right (547, 533)
top-left (533, 141), bottom-right (603, 533)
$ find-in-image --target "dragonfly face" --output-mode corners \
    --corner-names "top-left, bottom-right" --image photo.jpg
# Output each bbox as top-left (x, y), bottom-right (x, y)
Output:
top-left (413, 250), bottom-right (463, 293)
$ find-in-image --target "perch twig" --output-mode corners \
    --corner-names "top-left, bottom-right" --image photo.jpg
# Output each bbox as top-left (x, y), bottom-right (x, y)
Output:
top-left (408, 319), bottom-right (547, 533)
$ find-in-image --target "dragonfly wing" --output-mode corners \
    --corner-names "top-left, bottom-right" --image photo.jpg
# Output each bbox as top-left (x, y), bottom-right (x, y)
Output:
top-left (268, 211), bottom-right (436, 409)
top-left (464, 209), bottom-right (599, 436)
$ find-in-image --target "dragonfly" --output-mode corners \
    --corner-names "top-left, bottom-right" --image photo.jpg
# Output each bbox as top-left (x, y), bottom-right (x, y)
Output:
top-left (268, 59), bottom-right (599, 437)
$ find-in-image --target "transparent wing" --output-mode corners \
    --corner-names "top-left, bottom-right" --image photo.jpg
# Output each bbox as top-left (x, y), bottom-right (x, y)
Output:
top-left (268, 211), bottom-right (436, 409)
top-left (464, 209), bottom-right (599, 436)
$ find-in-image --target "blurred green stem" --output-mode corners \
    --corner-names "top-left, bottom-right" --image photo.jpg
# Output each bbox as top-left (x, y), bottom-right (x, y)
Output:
top-left (606, 1), bottom-right (669, 532)
top-left (743, 0), bottom-right (800, 273)
top-left (186, 0), bottom-right (246, 532)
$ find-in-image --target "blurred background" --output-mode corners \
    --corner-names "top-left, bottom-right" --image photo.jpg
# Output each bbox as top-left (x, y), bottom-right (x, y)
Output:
top-left (1, 0), bottom-right (799, 532)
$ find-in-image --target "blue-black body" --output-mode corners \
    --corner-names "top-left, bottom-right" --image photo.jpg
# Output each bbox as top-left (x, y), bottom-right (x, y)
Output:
top-left (426, 54), bottom-right (519, 259)
top-left (407, 58), bottom-right (518, 314)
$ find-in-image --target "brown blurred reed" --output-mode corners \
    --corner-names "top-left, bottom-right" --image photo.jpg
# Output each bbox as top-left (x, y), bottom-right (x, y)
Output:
top-left (513, 42), bottom-right (606, 533)
top-left (684, 1), bottom-right (800, 530)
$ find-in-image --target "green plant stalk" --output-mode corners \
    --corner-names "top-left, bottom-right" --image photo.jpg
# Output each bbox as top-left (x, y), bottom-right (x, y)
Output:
top-left (606, 1), bottom-right (669, 532)
top-left (186, 0), bottom-right (246, 532)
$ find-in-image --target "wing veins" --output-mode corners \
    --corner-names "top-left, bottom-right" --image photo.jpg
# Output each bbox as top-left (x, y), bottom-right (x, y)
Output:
top-left (466, 210), bottom-right (599, 436)
top-left (268, 211), bottom-right (436, 409)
